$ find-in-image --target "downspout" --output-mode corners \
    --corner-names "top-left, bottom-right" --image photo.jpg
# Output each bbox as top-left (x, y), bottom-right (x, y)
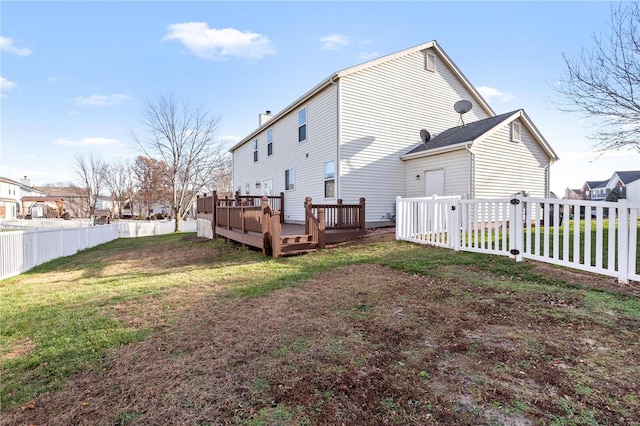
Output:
top-left (544, 160), bottom-right (551, 198)
top-left (330, 75), bottom-right (340, 199)
top-left (465, 145), bottom-right (474, 199)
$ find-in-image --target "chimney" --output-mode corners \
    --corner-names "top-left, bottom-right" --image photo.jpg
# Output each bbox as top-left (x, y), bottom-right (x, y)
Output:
top-left (20, 175), bottom-right (32, 187)
top-left (258, 110), bottom-right (273, 127)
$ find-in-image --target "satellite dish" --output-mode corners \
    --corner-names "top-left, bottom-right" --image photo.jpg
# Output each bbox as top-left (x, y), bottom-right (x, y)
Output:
top-left (419, 129), bottom-right (431, 145)
top-left (454, 100), bottom-right (473, 114)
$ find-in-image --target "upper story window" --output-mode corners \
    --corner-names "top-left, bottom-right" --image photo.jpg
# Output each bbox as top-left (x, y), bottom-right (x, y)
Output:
top-left (298, 107), bottom-right (307, 142)
top-left (267, 129), bottom-right (273, 156)
top-left (285, 168), bottom-right (295, 190)
top-left (511, 122), bottom-right (522, 142)
top-left (253, 139), bottom-right (258, 162)
top-left (324, 161), bottom-right (335, 198)
top-left (425, 52), bottom-right (436, 72)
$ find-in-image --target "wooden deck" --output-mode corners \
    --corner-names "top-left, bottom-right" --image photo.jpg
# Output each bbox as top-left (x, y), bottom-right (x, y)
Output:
top-left (197, 193), bottom-right (366, 257)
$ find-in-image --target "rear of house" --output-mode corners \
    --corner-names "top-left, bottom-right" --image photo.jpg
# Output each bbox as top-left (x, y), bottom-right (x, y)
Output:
top-left (231, 41), bottom-right (556, 227)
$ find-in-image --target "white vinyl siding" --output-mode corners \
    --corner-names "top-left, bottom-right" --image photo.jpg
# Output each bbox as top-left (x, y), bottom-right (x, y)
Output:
top-left (339, 48), bottom-right (490, 223)
top-left (472, 120), bottom-right (549, 198)
top-left (232, 85), bottom-right (337, 223)
top-left (405, 150), bottom-right (470, 198)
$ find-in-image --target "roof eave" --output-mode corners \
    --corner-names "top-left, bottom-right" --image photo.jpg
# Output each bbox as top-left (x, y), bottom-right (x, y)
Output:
top-left (400, 141), bottom-right (472, 160)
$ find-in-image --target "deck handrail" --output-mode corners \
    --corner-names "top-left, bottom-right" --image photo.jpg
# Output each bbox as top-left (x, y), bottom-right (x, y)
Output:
top-left (311, 198), bottom-right (365, 232)
top-left (305, 197), bottom-right (326, 249)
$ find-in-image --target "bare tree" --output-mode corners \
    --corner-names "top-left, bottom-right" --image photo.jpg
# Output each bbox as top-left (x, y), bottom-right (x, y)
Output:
top-left (132, 155), bottom-right (172, 219)
top-left (73, 154), bottom-right (107, 217)
top-left (555, 1), bottom-right (640, 152)
top-left (104, 159), bottom-right (134, 218)
top-left (209, 154), bottom-right (233, 197)
top-left (134, 93), bottom-right (227, 231)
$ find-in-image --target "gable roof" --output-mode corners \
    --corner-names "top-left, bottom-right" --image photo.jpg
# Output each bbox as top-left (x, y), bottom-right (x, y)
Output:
top-left (230, 40), bottom-right (495, 152)
top-left (613, 170), bottom-right (640, 184)
top-left (584, 180), bottom-right (608, 190)
top-left (400, 109), bottom-right (558, 161)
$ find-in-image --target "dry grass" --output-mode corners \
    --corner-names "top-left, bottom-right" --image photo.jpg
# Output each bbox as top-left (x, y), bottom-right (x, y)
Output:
top-left (2, 232), bottom-right (639, 425)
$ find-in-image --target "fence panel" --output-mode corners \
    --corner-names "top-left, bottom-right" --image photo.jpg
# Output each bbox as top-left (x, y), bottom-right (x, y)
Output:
top-left (197, 219), bottom-right (213, 239)
top-left (396, 195), bottom-right (640, 284)
top-left (0, 224), bottom-right (119, 281)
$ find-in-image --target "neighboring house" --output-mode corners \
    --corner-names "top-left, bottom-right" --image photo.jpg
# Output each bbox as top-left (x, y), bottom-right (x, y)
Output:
top-left (230, 40), bottom-right (558, 226)
top-left (564, 188), bottom-right (584, 200)
top-left (604, 170), bottom-right (640, 202)
top-left (0, 176), bottom-right (46, 219)
top-left (582, 180), bottom-right (608, 201)
top-left (34, 186), bottom-right (90, 218)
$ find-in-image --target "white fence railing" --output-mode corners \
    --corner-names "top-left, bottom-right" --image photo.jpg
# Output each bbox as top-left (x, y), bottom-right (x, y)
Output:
top-left (0, 218), bottom-right (93, 229)
top-left (396, 195), bottom-right (640, 284)
top-left (0, 225), bottom-right (119, 280)
top-left (0, 219), bottom-right (199, 281)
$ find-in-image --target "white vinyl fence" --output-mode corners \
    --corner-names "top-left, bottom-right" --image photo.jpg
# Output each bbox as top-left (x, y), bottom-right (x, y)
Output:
top-left (0, 219), bottom-right (199, 280)
top-left (0, 218), bottom-right (92, 229)
top-left (196, 218), bottom-right (214, 240)
top-left (0, 224), bottom-right (119, 280)
top-left (396, 195), bottom-right (640, 284)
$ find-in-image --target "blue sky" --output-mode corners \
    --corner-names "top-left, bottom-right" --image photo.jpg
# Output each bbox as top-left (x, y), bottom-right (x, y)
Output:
top-left (1, 1), bottom-right (638, 197)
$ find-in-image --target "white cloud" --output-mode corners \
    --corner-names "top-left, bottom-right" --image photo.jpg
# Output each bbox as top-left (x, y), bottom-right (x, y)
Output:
top-left (320, 34), bottom-right (350, 50)
top-left (0, 36), bottom-right (32, 56)
top-left (358, 51), bottom-right (379, 61)
top-left (0, 76), bottom-right (16, 97)
top-left (53, 137), bottom-right (121, 147)
top-left (163, 23), bottom-right (276, 61)
top-left (477, 86), bottom-right (515, 102)
top-left (74, 93), bottom-right (131, 106)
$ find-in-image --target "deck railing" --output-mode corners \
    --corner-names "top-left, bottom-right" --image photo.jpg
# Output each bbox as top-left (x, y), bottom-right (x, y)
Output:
top-left (311, 198), bottom-right (366, 232)
top-left (305, 197), bottom-right (326, 249)
top-left (197, 191), bottom-right (284, 225)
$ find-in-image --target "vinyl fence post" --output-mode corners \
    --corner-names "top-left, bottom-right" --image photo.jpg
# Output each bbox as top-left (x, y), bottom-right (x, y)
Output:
top-left (450, 198), bottom-right (460, 251)
top-left (395, 196), bottom-right (402, 241)
top-left (510, 193), bottom-right (524, 261)
top-left (617, 199), bottom-right (629, 284)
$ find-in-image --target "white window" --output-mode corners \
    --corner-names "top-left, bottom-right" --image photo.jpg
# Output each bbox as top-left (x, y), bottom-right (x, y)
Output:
top-left (425, 52), bottom-right (436, 72)
top-left (285, 168), bottom-right (295, 190)
top-left (298, 107), bottom-right (307, 142)
top-left (253, 139), bottom-right (258, 162)
top-left (267, 129), bottom-right (273, 156)
top-left (512, 122), bottom-right (522, 142)
top-left (324, 161), bottom-right (335, 198)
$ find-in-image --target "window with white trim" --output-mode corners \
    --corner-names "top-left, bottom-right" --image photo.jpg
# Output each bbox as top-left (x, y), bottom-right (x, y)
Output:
top-left (285, 168), bottom-right (295, 190)
top-left (511, 122), bottom-right (522, 142)
top-left (324, 160), bottom-right (335, 198)
top-left (298, 107), bottom-right (307, 142)
top-left (425, 52), bottom-right (436, 72)
top-left (267, 129), bottom-right (273, 156)
top-left (253, 139), bottom-right (258, 162)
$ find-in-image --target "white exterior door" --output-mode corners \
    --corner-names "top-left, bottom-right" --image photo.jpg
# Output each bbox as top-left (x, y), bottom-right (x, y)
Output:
top-left (424, 169), bottom-right (445, 196)
top-left (262, 179), bottom-right (273, 196)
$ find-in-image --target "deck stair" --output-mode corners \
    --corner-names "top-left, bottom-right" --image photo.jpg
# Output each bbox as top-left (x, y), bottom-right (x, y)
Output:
top-left (279, 234), bottom-right (318, 256)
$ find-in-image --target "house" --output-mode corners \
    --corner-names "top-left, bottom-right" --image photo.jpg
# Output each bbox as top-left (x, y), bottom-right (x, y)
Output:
top-left (564, 188), bottom-right (584, 200)
top-left (33, 185), bottom-right (89, 218)
top-left (231, 40), bottom-right (558, 227)
top-left (582, 180), bottom-right (608, 201)
top-left (604, 170), bottom-right (640, 202)
top-left (0, 176), bottom-right (47, 219)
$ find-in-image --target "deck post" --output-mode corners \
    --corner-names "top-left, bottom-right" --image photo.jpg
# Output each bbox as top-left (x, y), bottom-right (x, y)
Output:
top-left (212, 191), bottom-right (219, 239)
top-left (271, 211), bottom-right (282, 258)
top-left (261, 197), bottom-right (271, 255)
top-left (337, 199), bottom-right (343, 229)
top-left (318, 208), bottom-right (326, 249)
top-left (280, 192), bottom-right (285, 224)
top-left (359, 198), bottom-right (366, 233)
top-left (304, 197), bottom-right (312, 234)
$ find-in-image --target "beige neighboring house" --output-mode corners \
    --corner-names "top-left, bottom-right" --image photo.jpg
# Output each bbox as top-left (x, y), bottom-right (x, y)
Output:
top-left (231, 40), bottom-right (558, 227)
top-left (34, 185), bottom-right (90, 218)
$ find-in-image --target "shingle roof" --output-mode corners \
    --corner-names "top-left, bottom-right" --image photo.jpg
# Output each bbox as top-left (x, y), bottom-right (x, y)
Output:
top-left (614, 170), bottom-right (640, 184)
top-left (585, 180), bottom-right (608, 189)
top-left (405, 110), bottom-right (519, 155)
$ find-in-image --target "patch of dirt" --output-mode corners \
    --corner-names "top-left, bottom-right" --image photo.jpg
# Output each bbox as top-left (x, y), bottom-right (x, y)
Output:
top-left (1, 338), bottom-right (36, 362)
top-left (4, 259), bottom-right (640, 425)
